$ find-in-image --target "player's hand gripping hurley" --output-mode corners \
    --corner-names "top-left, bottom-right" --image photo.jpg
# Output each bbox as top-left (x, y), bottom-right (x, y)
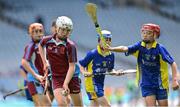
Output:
top-left (85, 3), bottom-right (107, 49)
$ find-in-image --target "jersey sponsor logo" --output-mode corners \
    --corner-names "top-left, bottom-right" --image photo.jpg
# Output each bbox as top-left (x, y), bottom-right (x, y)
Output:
top-left (95, 68), bottom-right (101, 73)
top-left (142, 59), bottom-right (157, 66)
top-left (95, 63), bottom-right (101, 66)
top-left (142, 54), bottom-right (158, 66)
top-left (95, 68), bottom-right (108, 73)
top-left (143, 54), bottom-right (157, 61)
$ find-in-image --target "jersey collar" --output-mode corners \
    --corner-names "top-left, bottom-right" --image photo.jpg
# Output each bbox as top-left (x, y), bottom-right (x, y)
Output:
top-left (141, 41), bottom-right (157, 48)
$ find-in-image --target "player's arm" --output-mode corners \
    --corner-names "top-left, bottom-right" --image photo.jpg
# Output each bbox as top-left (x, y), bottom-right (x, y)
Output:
top-left (159, 46), bottom-right (179, 90)
top-left (64, 62), bottom-right (75, 84)
top-left (38, 43), bottom-right (49, 77)
top-left (38, 44), bottom-right (48, 67)
top-left (63, 62), bottom-right (76, 94)
top-left (79, 51), bottom-right (94, 77)
top-left (106, 42), bottom-right (142, 54)
top-left (21, 59), bottom-right (43, 82)
top-left (19, 68), bottom-right (27, 80)
top-left (171, 62), bottom-right (179, 90)
top-left (63, 43), bottom-right (78, 93)
top-left (79, 65), bottom-right (92, 77)
top-left (108, 45), bottom-right (128, 52)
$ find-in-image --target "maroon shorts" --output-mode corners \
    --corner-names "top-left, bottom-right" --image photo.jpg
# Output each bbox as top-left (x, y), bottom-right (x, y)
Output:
top-left (27, 81), bottom-right (44, 96)
top-left (52, 76), bottom-right (81, 94)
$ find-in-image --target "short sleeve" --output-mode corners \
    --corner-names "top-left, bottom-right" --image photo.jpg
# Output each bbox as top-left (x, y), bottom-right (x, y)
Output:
top-left (79, 50), bottom-right (94, 67)
top-left (125, 41), bottom-right (141, 57)
top-left (40, 37), bottom-right (47, 47)
top-left (67, 44), bottom-right (77, 63)
top-left (22, 43), bottom-right (34, 61)
top-left (159, 44), bottom-right (174, 64)
top-left (40, 35), bottom-right (52, 47)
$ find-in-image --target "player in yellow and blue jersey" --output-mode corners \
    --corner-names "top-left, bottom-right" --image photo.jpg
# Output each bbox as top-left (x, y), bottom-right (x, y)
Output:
top-left (79, 30), bottom-right (122, 106)
top-left (105, 23), bottom-right (179, 106)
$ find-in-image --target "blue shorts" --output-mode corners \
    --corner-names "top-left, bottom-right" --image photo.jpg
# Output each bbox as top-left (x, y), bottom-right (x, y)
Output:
top-left (141, 86), bottom-right (168, 100)
top-left (86, 91), bottom-right (104, 100)
top-left (24, 80), bottom-right (32, 101)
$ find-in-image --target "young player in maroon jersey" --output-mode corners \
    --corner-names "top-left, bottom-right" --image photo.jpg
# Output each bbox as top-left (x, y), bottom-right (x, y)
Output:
top-left (39, 16), bottom-right (82, 106)
top-left (21, 23), bottom-right (51, 106)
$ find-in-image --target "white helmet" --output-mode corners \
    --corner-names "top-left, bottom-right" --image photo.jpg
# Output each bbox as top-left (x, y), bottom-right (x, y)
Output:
top-left (56, 16), bottom-right (73, 31)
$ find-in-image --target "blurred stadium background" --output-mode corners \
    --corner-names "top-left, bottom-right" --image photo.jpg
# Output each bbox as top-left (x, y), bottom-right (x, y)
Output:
top-left (0, 0), bottom-right (180, 106)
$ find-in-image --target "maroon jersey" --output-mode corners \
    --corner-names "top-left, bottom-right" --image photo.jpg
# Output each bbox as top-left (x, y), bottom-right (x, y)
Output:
top-left (23, 41), bottom-right (44, 76)
top-left (40, 34), bottom-right (77, 77)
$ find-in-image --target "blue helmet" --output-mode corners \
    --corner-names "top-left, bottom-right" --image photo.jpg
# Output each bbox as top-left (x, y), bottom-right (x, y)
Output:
top-left (97, 30), bottom-right (112, 38)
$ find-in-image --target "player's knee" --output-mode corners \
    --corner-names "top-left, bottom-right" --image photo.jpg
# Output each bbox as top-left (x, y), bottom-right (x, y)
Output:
top-left (57, 101), bottom-right (67, 106)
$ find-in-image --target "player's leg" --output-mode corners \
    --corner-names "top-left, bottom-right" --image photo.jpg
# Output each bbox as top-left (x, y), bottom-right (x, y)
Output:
top-left (28, 81), bottom-right (51, 106)
top-left (157, 99), bottom-right (168, 106)
top-left (38, 94), bottom-right (51, 106)
top-left (141, 87), bottom-right (156, 106)
top-left (69, 77), bottom-right (83, 106)
top-left (31, 94), bottom-right (41, 106)
top-left (98, 96), bottom-right (110, 106)
top-left (52, 76), bottom-right (67, 106)
top-left (144, 95), bottom-right (156, 106)
top-left (66, 95), bottom-right (71, 106)
top-left (46, 79), bottom-right (54, 102)
top-left (46, 90), bottom-right (54, 102)
top-left (156, 88), bottom-right (168, 106)
top-left (53, 88), bottom-right (67, 106)
top-left (90, 99), bottom-right (100, 106)
top-left (70, 93), bottom-right (83, 106)
top-left (31, 94), bottom-right (51, 106)
top-left (35, 83), bottom-right (51, 106)
top-left (28, 81), bottom-right (41, 106)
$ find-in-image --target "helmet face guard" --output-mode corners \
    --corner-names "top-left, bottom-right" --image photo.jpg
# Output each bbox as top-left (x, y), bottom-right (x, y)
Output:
top-left (56, 16), bottom-right (73, 33)
top-left (141, 23), bottom-right (160, 38)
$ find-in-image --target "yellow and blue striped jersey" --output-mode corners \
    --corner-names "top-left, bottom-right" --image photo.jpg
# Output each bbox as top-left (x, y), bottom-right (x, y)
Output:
top-left (125, 41), bottom-right (174, 89)
top-left (79, 45), bottom-right (114, 100)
